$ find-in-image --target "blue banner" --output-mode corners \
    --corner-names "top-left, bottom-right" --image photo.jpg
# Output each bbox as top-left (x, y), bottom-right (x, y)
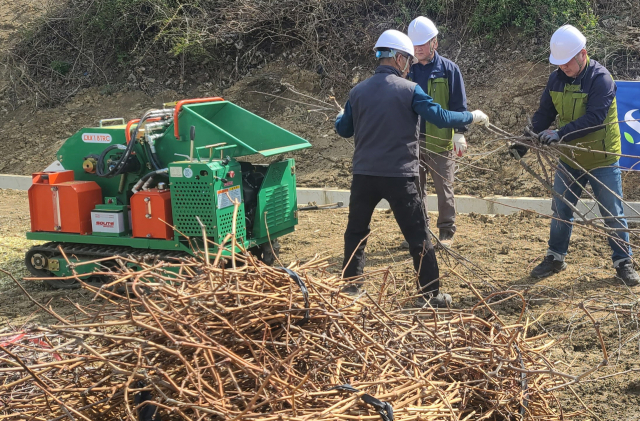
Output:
top-left (616, 81), bottom-right (640, 170)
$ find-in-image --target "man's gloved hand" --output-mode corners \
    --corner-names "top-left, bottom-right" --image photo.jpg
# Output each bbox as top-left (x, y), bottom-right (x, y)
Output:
top-left (452, 133), bottom-right (467, 157)
top-left (508, 143), bottom-right (529, 160)
top-left (538, 129), bottom-right (560, 145)
top-left (471, 110), bottom-right (490, 127)
top-left (335, 109), bottom-right (344, 122)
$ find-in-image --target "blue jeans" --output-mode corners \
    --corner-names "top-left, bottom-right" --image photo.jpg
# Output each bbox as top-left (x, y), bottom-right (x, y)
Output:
top-left (548, 161), bottom-right (631, 265)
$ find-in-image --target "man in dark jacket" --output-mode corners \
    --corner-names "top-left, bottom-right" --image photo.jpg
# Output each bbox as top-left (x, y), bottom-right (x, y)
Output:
top-left (511, 25), bottom-right (639, 286)
top-left (335, 29), bottom-right (490, 307)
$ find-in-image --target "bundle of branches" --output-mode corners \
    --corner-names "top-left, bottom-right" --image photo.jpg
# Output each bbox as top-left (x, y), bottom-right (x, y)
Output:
top-left (487, 123), bottom-right (640, 243)
top-left (0, 252), bottom-right (597, 420)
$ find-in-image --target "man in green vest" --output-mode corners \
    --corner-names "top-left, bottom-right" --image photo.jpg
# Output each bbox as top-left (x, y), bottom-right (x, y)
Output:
top-left (404, 16), bottom-right (468, 249)
top-left (510, 25), bottom-right (639, 286)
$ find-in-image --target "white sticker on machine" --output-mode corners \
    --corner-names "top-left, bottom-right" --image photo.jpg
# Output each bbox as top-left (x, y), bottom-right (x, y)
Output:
top-left (217, 185), bottom-right (241, 209)
top-left (169, 167), bottom-right (183, 178)
top-left (82, 133), bottom-right (112, 144)
top-left (91, 211), bottom-right (126, 234)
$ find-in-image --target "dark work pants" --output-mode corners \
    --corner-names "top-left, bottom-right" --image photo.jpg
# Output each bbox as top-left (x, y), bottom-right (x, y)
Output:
top-left (342, 174), bottom-right (440, 296)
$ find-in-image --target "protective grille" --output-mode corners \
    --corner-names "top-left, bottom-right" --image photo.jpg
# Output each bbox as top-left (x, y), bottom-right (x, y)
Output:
top-left (263, 185), bottom-right (291, 228)
top-left (171, 180), bottom-right (216, 237)
top-left (217, 205), bottom-right (247, 243)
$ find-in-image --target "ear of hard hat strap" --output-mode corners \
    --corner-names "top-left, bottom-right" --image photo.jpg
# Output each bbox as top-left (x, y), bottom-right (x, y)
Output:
top-left (400, 54), bottom-right (411, 74)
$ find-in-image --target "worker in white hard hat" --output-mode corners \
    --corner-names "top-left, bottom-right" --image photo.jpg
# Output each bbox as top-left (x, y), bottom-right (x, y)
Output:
top-left (335, 29), bottom-right (490, 307)
top-left (401, 16), bottom-right (469, 249)
top-left (509, 24), bottom-right (639, 286)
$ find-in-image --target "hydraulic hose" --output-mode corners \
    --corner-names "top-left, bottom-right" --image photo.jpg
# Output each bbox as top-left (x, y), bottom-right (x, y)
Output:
top-left (99, 109), bottom-right (172, 178)
top-left (144, 141), bottom-right (162, 171)
top-left (131, 168), bottom-right (168, 194)
top-left (95, 144), bottom-right (127, 177)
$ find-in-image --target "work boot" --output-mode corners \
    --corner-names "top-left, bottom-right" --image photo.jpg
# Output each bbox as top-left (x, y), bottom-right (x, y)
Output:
top-left (616, 260), bottom-right (640, 287)
top-left (415, 292), bottom-right (452, 308)
top-left (439, 231), bottom-right (455, 248)
top-left (530, 255), bottom-right (567, 278)
top-left (341, 283), bottom-right (363, 296)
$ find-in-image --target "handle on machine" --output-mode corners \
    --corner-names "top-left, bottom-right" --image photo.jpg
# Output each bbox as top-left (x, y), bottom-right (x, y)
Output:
top-left (125, 117), bottom-right (163, 144)
top-left (189, 126), bottom-right (196, 162)
top-left (195, 143), bottom-right (236, 162)
top-left (99, 118), bottom-right (125, 127)
top-left (173, 97), bottom-right (224, 140)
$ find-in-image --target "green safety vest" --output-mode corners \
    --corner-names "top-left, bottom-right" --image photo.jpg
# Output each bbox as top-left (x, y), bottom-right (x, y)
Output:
top-left (550, 70), bottom-right (621, 170)
top-left (423, 77), bottom-right (454, 153)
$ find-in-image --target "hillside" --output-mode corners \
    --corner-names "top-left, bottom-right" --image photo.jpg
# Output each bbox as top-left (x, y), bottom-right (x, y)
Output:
top-left (1, 0), bottom-right (639, 198)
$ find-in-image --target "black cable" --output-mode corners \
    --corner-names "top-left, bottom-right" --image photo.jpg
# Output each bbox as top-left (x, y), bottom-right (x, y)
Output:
top-left (95, 145), bottom-right (123, 177)
top-left (328, 385), bottom-right (394, 421)
top-left (102, 114), bottom-right (148, 178)
top-left (514, 344), bottom-right (530, 417)
top-left (151, 151), bottom-right (163, 170)
top-left (144, 142), bottom-right (161, 171)
top-left (276, 267), bottom-right (310, 324)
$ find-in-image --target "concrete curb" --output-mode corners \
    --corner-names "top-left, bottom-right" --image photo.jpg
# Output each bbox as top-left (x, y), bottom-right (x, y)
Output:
top-left (0, 175), bottom-right (32, 191)
top-left (4, 175), bottom-right (640, 217)
top-left (296, 188), bottom-right (640, 217)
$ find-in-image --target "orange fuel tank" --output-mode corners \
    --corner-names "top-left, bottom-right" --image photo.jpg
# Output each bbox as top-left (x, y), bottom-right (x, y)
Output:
top-left (28, 171), bottom-right (103, 234)
top-left (130, 188), bottom-right (173, 240)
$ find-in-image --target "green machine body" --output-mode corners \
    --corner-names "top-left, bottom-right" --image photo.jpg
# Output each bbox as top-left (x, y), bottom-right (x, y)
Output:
top-left (25, 98), bottom-right (311, 288)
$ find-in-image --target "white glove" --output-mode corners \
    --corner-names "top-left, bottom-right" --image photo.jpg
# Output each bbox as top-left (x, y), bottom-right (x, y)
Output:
top-left (471, 110), bottom-right (490, 127)
top-left (452, 133), bottom-right (467, 157)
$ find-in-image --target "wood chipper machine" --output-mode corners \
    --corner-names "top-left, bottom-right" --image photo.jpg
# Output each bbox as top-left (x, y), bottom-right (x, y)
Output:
top-left (25, 97), bottom-right (311, 288)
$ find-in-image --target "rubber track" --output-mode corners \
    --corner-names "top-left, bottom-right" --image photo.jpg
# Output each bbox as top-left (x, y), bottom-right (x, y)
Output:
top-left (28, 242), bottom-right (192, 263)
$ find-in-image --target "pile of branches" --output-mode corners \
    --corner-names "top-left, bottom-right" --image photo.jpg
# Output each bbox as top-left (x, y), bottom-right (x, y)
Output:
top-left (0, 249), bottom-right (601, 420)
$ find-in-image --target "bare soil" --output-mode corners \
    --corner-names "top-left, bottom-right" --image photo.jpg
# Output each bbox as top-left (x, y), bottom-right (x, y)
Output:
top-left (2, 189), bottom-right (640, 418)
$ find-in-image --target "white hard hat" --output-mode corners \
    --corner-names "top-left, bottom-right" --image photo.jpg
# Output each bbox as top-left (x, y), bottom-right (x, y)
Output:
top-left (408, 16), bottom-right (438, 46)
top-left (374, 30), bottom-right (415, 58)
top-left (549, 25), bottom-right (586, 65)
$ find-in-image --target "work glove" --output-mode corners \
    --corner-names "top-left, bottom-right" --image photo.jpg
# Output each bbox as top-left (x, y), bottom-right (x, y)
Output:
top-left (452, 133), bottom-right (467, 157)
top-left (508, 143), bottom-right (529, 160)
top-left (538, 129), bottom-right (560, 145)
top-left (335, 109), bottom-right (344, 122)
top-left (471, 110), bottom-right (490, 128)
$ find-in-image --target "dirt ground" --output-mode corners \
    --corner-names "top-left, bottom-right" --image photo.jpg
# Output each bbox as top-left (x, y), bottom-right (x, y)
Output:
top-left (2, 188), bottom-right (640, 418)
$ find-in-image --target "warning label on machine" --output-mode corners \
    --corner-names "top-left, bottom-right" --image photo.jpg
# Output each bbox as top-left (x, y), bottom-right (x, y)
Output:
top-left (217, 185), bottom-right (241, 209)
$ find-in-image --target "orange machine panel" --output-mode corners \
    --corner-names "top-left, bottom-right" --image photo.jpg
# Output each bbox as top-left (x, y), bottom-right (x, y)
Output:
top-left (28, 171), bottom-right (103, 234)
top-left (131, 189), bottom-right (173, 240)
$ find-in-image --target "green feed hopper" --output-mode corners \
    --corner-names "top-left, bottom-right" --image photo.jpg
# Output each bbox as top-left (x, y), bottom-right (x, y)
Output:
top-left (169, 101), bottom-right (310, 157)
